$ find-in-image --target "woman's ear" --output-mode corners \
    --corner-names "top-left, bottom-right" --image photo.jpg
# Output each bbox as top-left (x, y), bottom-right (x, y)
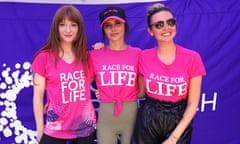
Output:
top-left (147, 27), bottom-right (154, 36)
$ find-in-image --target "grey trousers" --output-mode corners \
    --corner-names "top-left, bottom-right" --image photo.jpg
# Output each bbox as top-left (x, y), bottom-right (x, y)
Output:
top-left (97, 102), bottom-right (137, 144)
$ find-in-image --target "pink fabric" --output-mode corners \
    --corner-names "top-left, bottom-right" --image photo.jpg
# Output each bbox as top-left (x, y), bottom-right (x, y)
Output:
top-left (31, 51), bottom-right (96, 138)
top-left (90, 46), bottom-right (141, 116)
top-left (101, 16), bottom-right (126, 27)
top-left (139, 45), bottom-right (206, 102)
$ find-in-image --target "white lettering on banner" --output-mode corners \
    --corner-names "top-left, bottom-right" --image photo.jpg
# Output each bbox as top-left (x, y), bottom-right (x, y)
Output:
top-left (99, 71), bottom-right (136, 86)
top-left (60, 70), bottom-right (86, 104)
top-left (199, 92), bottom-right (217, 112)
top-left (146, 79), bottom-right (187, 96)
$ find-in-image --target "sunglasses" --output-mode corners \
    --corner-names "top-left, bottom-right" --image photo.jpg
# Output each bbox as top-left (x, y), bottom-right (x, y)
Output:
top-left (150, 18), bottom-right (176, 29)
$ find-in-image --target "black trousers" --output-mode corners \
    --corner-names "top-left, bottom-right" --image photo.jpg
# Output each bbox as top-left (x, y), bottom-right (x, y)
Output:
top-left (131, 97), bottom-right (192, 144)
top-left (39, 130), bottom-right (96, 144)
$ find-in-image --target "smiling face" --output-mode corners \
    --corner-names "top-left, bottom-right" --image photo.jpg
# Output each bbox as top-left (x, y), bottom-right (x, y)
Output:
top-left (58, 18), bottom-right (79, 44)
top-left (148, 11), bottom-right (176, 43)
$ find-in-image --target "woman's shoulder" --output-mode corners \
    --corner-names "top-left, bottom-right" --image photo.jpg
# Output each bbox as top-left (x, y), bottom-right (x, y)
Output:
top-left (141, 47), bottom-right (156, 55)
top-left (177, 44), bottom-right (201, 58)
top-left (36, 49), bottom-right (52, 56)
top-left (126, 45), bottom-right (142, 56)
top-left (34, 50), bottom-right (53, 60)
top-left (127, 45), bottom-right (142, 51)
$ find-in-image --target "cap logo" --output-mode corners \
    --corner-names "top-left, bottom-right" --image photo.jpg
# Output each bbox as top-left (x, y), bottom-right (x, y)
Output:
top-left (104, 9), bottom-right (118, 15)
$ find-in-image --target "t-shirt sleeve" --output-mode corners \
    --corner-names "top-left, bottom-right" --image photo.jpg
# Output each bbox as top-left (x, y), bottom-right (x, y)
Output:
top-left (31, 52), bottom-right (48, 77)
top-left (189, 52), bottom-right (206, 78)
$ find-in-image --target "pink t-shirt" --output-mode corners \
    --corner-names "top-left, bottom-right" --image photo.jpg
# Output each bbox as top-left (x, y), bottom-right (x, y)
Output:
top-left (139, 45), bottom-right (206, 102)
top-left (89, 46), bottom-right (141, 116)
top-left (31, 51), bottom-right (96, 139)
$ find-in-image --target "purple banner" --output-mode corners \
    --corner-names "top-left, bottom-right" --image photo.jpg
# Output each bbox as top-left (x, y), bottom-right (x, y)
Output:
top-left (0, 0), bottom-right (240, 143)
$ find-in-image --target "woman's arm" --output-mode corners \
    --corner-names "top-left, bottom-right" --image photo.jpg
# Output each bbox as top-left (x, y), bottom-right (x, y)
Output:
top-left (163, 76), bottom-right (203, 144)
top-left (137, 75), bottom-right (145, 98)
top-left (33, 72), bottom-right (46, 142)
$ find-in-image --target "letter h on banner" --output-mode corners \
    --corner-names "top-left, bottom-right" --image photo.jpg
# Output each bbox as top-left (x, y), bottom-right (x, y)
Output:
top-left (199, 92), bottom-right (217, 112)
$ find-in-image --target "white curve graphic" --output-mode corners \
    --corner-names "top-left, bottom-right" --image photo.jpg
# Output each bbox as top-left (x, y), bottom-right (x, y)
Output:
top-left (0, 62), bottom-right (37, 144)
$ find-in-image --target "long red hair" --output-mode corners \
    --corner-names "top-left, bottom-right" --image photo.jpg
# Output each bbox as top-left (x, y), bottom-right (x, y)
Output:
top-left (33, 5), bottom-right (88, 72)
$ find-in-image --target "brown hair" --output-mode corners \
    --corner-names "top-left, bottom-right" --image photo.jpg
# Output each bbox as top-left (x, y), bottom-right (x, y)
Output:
top-left (147, 3), bottom-right (174, 28)
top-left (33, 5), bottom-right (88, 71)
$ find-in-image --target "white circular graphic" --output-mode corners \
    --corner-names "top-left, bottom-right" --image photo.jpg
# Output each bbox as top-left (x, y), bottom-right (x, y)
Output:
top-left (0, 61), bottom-right (101, 144)
top-left (0, 62), bottom-right (37, 144)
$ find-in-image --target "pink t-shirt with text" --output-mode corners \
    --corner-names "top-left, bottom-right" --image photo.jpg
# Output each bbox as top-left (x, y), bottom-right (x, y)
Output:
top-left (31, 51), bottom-right (96, 139)
top-left (89, 46), bottom-right (141, 116)
top-left (139, 45), bottom-right (206, 102)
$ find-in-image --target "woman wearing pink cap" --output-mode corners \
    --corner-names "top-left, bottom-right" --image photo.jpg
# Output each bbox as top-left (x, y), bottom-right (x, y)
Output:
top-left (89, 6), bottom-right (144, 144)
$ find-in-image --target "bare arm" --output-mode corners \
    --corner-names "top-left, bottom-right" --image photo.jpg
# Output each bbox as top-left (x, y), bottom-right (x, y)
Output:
top-left (163, 76), bottom-right (203, 144)
top-left (137, 75), bottom-right (145, 98)
top-left (33, 72), bottom-right (46, 142)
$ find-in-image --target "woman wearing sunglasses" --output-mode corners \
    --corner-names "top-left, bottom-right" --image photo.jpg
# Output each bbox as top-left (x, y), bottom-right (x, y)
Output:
top-left (131, 3), bottom-right (206, 144)
top-left (89, 6), bottom-right (144, 144)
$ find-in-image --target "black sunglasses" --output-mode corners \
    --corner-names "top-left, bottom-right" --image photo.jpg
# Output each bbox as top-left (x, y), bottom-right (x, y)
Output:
top-left (150, 18), bottom-right (176, 29)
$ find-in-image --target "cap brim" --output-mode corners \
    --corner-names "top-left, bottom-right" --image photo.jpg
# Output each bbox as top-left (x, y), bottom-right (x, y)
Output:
top-left (101, 16), bottom-right (125, 27)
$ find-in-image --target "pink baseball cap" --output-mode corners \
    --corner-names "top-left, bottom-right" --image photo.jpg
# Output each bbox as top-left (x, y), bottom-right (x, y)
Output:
top-left (99, 6), bottom-right (126, 27)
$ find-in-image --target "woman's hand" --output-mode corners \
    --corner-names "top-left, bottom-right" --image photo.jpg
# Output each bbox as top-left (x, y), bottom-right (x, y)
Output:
top-left (37, 130), bottom-right (43, 143)
top-left (43, 103), bottom-right (48, 114)
top-left (95, 90), bottom-right (100, 99)
top-left (92, 42), bottom-right (104, 50)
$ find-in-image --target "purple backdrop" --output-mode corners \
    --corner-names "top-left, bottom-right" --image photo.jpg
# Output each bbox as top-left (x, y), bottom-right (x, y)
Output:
top-left (0, 0), bottom-right (240, 143)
